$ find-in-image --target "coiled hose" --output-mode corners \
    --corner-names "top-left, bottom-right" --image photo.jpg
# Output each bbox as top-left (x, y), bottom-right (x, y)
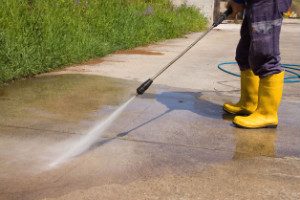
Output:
top-left (218, 62), bottom-right (300, 83)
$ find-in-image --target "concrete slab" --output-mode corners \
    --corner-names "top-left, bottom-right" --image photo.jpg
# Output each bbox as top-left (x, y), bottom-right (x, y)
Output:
top-left (1, 21), bottom-right (300, 199)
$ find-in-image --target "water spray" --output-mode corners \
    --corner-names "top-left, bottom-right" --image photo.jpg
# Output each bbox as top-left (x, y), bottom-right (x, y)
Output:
top-left (136, 8), bottom-right (233, 95)
top-left (48, 8), bottom-right (233, 168)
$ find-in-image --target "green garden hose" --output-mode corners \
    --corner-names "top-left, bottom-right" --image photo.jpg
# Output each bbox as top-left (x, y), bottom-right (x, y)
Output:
top-left (218, 62), bottom-right (300, 83)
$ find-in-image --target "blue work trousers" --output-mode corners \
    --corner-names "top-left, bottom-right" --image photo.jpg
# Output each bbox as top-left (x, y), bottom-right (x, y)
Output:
top-left (236, 0), bottom-right (292, 77)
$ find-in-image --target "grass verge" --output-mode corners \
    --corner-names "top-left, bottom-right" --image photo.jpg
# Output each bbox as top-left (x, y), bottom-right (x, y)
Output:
top-left (0, 0), bottom-right (207, 84)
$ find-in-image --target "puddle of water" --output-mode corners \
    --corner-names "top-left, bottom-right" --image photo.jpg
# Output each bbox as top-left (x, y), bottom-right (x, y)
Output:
top-left (233, 129), bottom-right (276, 159)
top-left (0, 74), bottom-right (134, 123)
top-left (0, 74), bottom-right (136, 174)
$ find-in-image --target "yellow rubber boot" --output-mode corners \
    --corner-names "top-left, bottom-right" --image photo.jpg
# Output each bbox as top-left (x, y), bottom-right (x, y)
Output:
top-left (223, 69), bottom-right (259, 115)
top-left (233, 71), bottom-right (284, 128)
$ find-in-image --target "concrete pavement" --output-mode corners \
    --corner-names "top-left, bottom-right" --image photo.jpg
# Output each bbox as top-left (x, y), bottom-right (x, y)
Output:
top-left (1, 21), bottom-right (300, 200)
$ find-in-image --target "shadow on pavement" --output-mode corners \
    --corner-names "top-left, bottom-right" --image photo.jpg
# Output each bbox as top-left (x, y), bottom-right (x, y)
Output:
top-left (91, 91), bottom-right (223, 150)
top-left (88, 91), bottom-right (277, 161)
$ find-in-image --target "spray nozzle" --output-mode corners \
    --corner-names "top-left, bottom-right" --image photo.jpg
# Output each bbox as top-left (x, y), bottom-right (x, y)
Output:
top-left (136, 79), bottom-right (153, 95)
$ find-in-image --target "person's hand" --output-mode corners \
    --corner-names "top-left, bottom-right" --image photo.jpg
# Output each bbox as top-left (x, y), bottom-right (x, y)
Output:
top-left (227, 0), bottom-right (245, 19)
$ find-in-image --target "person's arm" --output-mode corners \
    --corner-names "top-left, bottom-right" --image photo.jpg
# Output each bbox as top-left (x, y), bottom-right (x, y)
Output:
top-left (227, 0), bottom-right (245, 18)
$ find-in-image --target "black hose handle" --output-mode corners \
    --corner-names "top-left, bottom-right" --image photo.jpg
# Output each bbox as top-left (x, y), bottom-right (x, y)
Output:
top-left (212, 7), bottom-right (233, 27)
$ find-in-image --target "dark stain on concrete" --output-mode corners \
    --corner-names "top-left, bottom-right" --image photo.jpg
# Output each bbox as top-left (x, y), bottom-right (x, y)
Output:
top-left (114, 49), bottom-right (163, 56)
top-left (81, 57), bottom-right (105, 65)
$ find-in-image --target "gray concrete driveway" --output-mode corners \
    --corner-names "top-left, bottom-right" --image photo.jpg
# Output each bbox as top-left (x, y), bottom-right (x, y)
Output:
top-left (1, 21), bottom-right (300, 200)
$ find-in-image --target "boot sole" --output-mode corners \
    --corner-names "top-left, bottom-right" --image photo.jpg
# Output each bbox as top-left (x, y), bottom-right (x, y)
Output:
top-left (233, 121), bottom-right (278, 129)
top-left (223, 107), bottom-right (237, 115)
top-left (223, 107), bottom-right (251, 116)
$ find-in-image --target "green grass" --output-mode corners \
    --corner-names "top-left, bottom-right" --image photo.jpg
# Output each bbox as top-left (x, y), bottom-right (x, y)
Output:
top-left (0, 0), bottom-right (207, 84)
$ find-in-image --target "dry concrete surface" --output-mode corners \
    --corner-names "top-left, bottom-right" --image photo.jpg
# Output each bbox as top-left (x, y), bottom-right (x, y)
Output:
top-left (1, 20), bottom-right (300, 200)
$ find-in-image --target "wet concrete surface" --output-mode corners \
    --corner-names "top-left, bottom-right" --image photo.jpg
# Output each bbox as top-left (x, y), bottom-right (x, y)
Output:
top-left (1, 74), bottom-right (300, 200)
top-left (0, 74), bottom-right (135, 134)
top-left (1, 21), bottom-right (300, 199)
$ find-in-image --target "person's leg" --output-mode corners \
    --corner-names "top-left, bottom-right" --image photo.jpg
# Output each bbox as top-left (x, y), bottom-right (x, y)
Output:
top-left (235, 11), bottom-right (251, 71)
top-left (223, 9), bottom-right (259, 115)
top-left (233, 0), bottom-right (291, 128)
top-left (248, 0), bottom-right (283, 76)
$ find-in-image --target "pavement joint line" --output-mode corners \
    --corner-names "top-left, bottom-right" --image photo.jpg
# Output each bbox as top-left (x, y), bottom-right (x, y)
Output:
top-left (103, 136), bottom-right (291, 161)
top-left (282, 156), bottom-right (300, 161)
top-left (266, 173), bottom-right (300, 179)
top-left (143, 84), bottom-right (241, 94)
top-left (105, 136), bottom-right (300, 161)
top-left (117, 137), bottom-right (232, 153)
top-left (150, 83), bottom-right (240, 93)
top-left (0, 124), bottom-right (80, 135)
top-left (216, 81), bottom-right (240, 90)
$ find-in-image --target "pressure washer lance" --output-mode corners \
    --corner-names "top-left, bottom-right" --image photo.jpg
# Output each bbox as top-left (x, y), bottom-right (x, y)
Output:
top-left (136, 7), bottom-right (233, 95)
